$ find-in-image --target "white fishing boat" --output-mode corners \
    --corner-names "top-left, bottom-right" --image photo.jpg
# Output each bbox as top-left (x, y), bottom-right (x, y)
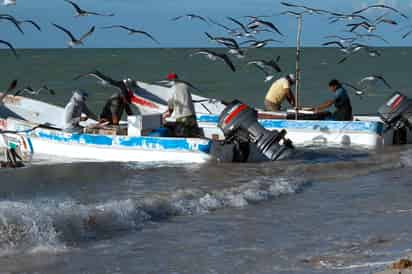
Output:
top-left (1, 117), bottom-right (213, 164)
top-left (131, 82), bottom-right (412, 148)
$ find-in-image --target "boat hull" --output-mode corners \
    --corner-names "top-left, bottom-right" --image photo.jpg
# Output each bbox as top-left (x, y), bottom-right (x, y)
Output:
top-left (28, 129), bottom-right (212, 163)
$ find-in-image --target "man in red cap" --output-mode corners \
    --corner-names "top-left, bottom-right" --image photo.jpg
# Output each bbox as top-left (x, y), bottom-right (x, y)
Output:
top-left (163, 73), bottom-right (200, 137)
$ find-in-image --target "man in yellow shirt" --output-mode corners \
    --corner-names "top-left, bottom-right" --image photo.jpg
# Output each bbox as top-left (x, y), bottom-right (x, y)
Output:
top-left (264, 74), bottom-right (296, 111)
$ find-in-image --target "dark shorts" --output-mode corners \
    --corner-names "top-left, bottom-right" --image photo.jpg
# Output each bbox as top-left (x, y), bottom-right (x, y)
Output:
top-left (173, 116), bottom-right (201, 138)
top-left (264, 100), bottom-right (281, 111)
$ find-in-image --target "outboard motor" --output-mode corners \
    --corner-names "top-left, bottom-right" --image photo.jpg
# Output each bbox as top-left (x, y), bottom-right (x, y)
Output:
top-left (217, 100), bottom-right (294, 161)
top-left (378, 92), bottom-right (412, 145)
top-left (378, 92), bottom-right (412, 130)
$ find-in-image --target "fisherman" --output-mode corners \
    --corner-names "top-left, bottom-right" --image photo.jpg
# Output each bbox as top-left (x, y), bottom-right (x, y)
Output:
top-left (99, 78), bottom-right (135, 125)
top-left (63, 89), bottom-right (98, 133)
top-left (264, 74), bottom-right (296, 111)
top-left (313, 79), bottom-right (353, 121)
top-left (162, 73), bottom-right (200, 137)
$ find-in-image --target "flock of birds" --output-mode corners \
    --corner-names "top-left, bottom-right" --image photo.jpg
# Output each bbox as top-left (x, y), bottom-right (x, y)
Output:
top-left (1, 0), bottom-right (410, 98)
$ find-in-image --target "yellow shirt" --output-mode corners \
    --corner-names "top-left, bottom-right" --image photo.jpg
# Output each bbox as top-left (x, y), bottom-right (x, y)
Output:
top-left (265, 77), bottom-right (290, 105)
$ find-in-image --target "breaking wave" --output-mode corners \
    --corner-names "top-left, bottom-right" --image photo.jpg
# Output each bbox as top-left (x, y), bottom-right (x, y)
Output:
top-left (0, 176), bottom-right (306, 256)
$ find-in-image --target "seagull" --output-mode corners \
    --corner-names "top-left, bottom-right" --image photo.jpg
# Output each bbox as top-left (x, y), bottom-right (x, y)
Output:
top-left (14, 85), bottom-right (55, 96)
top-left (204, 32), bottom-right (240, 49)
top-left (352, 4), bottom-right (408, 19)
top-left (359, 75), bottom-right (392, 89)
top-left (0, 40), bottom-right (17, 58)
top-left (226, 16), bottom-right (255, 37)
top-left (249, 63), bottom-right (276, 83)
top-left (74, 70), bottom-right (115, 86)
top-left (337, 47), bottom-right (381, 64)
top-left (328, 12), bottom-right (370, 24)
top-left (190, 49), bottom-right (236, 72)
top-left (247, 19), bottom-right (283, 36)
top-left (280, 2), bottom-right (330, 15)
top-left (52, 23), bottom-right (95, 47)
top-left (247, 56), bottom-right (282, 73)
top-left (101, 25), bottom-right (159, 44)
top-left (171, 14), bottom-right (208, 24)
top-left (2, 0), bottom-right (16, 6)
top-left (64, 0), bottom-right (114, 17)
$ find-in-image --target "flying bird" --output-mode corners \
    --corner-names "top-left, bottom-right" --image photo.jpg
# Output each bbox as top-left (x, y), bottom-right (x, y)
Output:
top-left (204, 32), bottom-right (240, 49)
top-left (52, 23), bottom-right (95, 47)
top-left (247, 19), bottom-right (283, 36)
top-left (247, 56), bottom-right (282, 73)
top-left (101, 25), bottom-right (159, 44)
top-left (280, 2), bottom-right (330, 15)
top-left (190, 49), bottom-right (236, 72)
top-left (352, 4), bottom-right (408, 19)
top-left (64, 0), bottom-right (114, 17)
top-left (0, 40), bottom-right (17, 58)
top-left (171, 14), bottom-right (208, 24)
top-left (359, 75), bottom-right (392, 89)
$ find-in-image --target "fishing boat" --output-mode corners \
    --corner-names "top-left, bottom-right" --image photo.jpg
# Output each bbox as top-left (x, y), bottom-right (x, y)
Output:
top-left (131, 82), bottom-right (412, 149)
top-left (0, 116), bottom-right (213, 164)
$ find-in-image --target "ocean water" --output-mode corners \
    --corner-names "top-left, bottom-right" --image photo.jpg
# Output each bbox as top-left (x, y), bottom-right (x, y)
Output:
top-left (1, 48), bottom-right (412, 274)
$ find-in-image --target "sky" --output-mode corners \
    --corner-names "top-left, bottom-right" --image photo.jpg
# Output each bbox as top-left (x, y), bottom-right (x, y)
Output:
top-left (1, 0), bottom-right (412, 48)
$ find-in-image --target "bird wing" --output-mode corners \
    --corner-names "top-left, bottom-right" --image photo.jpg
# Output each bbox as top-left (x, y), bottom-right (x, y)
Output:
top-left (0, 79), bottom-right (18, 103)
top-left (226, 16), bottom-right (248, 33)
top-left (86, 11), bottom-right (114, 17)
top-left (134, 30), bottom-right (159, 44)
top-left (402, 30), bottom-right (412, 39)
top-left (322, 41), bottom-right (345, 48)
top-left (208, 17), bottom-right (233, 31)
top-left (52, 23), bottom-right (77, 41)
top-left (79, 26), bottom-right (95, 41)
top-left (102, 25), bottom-right (136, 33)
top-left (22, 20), bottom-right (41, 31)
top-left (0, 39), bottom-right (17, 58)
top-left (256, 20), bottom-right (283, 36)
top-left (216, 52), bottom-right (236, 72)
top-left (374, 75), bottom-right (392, 89)
top-left (64, 0), bottom-right (84, 14)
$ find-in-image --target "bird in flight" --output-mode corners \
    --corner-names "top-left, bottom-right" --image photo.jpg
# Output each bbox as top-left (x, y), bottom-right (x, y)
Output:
top-left (64, 0), bottom-right (114, 17)
top-left (190, 49), bottom-right (236, 72)
top-left (52, 23), bottom-right (95, 47)
top-left (171, 14), bottom-right (209, 24)
top-left (102, 25), bottom-right (160, 44)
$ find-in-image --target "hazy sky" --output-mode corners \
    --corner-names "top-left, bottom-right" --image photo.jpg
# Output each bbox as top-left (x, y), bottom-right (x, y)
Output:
top-left (1, 0), bottom-right (412, 48)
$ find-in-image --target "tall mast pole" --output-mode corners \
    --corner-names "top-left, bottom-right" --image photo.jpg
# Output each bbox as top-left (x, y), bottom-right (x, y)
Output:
top-left (295, 15), bottom-right (303, 120)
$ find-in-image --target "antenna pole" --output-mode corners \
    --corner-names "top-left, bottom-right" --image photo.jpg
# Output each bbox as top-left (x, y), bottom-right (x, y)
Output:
top-left (295, 15), bottom-right (303, 120)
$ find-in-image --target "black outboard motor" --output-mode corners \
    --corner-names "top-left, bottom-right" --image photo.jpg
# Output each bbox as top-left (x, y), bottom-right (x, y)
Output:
top-left (378, 92), bottom-right (412, 144)
top-left (218, 100), bottom-right (294, 161)
top-left (378, 92), bottom-right (412, 130)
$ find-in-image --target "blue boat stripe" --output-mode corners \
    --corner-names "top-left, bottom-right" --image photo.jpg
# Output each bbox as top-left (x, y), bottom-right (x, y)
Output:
top-left (35, 130), bottom-right (211, 153)
top-left (197, 115), bottom-right (383, 135)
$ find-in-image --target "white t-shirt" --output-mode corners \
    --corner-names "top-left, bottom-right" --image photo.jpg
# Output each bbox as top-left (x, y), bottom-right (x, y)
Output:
top-left (168, 82), bottom-right (196, 120)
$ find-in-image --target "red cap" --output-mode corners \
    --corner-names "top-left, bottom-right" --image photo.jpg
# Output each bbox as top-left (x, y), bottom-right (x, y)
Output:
top-left (167, 73), bottom-right (178, 81)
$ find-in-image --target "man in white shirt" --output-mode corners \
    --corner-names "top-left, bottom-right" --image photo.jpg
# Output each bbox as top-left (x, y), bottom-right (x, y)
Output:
top-left (163, 73), bottom-right (200, 137)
